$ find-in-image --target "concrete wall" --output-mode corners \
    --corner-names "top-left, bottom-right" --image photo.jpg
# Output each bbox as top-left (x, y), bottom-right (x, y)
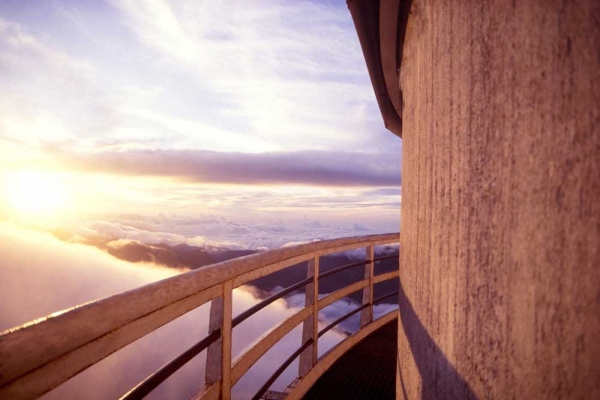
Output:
top-left (397, 0), bottom-right (600, 398)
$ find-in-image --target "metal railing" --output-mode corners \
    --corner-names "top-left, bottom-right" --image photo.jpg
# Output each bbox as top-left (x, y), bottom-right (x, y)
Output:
top-left (0, 233), bottom-right (400, 400)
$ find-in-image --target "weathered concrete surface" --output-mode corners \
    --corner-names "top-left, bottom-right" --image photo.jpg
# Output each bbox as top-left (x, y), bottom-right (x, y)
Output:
top-left (397, 0), bottom-right (600, 398)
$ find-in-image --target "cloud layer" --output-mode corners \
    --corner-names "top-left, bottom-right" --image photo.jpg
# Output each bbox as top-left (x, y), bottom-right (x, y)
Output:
top-left (0, 224), bottom-right (363, 399)
top-left (68, 212), bottom-right (399, 251)
top-left (56, 148), bottom-right (401, 187)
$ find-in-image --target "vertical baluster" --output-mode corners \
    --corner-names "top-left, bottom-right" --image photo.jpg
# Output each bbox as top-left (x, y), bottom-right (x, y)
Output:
top-left (299, 254), bottom-right (319, 377)
top-left (221, 280), bottom-right (233, 400)
top-left (311, 255), bottom-right (319, 366)
top-left (205, 298), bottom-right (223, 386)
top-left (360, 245), bottom-right (375, 327)
top-left (205, 280), bottom-right (233, 399)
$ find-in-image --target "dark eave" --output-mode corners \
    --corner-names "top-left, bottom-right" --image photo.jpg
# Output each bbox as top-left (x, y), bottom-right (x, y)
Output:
top-left (348, 0), bottom-right (405, 138)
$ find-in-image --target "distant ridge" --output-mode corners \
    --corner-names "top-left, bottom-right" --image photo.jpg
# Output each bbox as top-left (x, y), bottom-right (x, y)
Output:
top-left (98, 240), bottom-right (398, 304)
top-left (107, 241), bottom-right (217, 269)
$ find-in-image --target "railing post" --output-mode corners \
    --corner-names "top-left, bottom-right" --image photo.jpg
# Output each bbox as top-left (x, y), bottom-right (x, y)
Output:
top-left (360, 245), bottom-right (374, 327)
top-left (299, 254), bottom-right (319, 377)
top-left (205, 280), bottom-right (233, 400)
top-left (205, 299), bottom-right (223, 386)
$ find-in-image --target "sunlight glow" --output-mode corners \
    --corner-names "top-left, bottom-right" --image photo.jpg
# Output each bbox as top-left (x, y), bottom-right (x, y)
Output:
top-left (4, 171), bottom-right (70, 217)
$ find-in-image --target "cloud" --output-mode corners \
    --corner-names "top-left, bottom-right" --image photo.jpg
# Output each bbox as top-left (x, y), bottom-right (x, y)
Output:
top-left (64, 212), bottom-right (400, 252)
top-left (285, 293), bottom-right (398, 334)
top-left (55, 148), bottom-right (401, 187)
top-left (0, 223), bottom-right (178, 330)
top-left (0, 224), bottom-right (349, 399)
top-left (332, 243), bottom-right (400, 262)
top-left (353, 223), bottom-right (369, 231)
top-left (73, 218), bottom-right (246, 250)
top-left (0, 12), bottom-right (294, 156)
top-left (106, 0), bottom-right (398, 152)
top-left (81, 219), bottom-right (211, 247)
top-left (0, 18), bottom-right (116, 152)
top-left (365, 188), bottom-right (402, 196)
top-left (1, 0), bottom-right (402, 172)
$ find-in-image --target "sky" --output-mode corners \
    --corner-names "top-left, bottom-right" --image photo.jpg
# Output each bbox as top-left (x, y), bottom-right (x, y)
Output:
top-left (0, 1), bottom-right (401, 397)
top-left (0, 0), bottom-right (401, 249)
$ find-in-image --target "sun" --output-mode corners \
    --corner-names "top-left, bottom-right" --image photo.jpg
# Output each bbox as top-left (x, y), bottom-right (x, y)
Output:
top-left (4, 171), bottom-right (71, 217)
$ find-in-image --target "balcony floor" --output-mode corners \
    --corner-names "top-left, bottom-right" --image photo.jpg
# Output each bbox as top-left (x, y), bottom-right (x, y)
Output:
top-left (303, 320), bottom-right (397, 399)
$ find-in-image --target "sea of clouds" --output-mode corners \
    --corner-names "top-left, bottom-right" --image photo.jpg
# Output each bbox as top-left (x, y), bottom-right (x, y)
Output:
top-left (67, 212), bottom-right (399, 252)
top-left (0, 223), bottom-right (396, 399)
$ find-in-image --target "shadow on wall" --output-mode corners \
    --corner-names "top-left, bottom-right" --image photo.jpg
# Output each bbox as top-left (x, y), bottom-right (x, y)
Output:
top-left (397, 280), bottom-right (477, 400)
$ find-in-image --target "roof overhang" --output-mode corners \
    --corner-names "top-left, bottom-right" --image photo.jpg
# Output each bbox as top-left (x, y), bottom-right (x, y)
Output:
top-left (347, 0), bottom-right (408, 138)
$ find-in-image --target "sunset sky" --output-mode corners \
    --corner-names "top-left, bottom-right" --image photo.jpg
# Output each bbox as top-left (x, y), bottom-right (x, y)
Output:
top-left (0, 2), bottom-right (401, 396)
top-left (0, 0), bottom-right (401, 250)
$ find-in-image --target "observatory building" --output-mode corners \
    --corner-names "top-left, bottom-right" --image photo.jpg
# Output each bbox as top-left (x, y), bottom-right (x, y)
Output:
top-left (349, 0), bottom-right (600, 398)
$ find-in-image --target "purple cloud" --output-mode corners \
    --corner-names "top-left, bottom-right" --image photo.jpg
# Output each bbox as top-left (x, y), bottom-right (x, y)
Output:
top-left (57, 149), bottom-right (401, 186)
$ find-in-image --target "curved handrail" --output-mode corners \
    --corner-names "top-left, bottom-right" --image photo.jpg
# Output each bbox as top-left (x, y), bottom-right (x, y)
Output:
top-left (0, 232), bottom-right (400, 400)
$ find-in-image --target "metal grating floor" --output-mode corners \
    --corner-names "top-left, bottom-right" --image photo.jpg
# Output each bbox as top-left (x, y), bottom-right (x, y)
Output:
top-left (303, 320), bottom-right (397, 399)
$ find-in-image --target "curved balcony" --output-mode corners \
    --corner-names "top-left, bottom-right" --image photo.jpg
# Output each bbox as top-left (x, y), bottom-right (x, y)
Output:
top-left (0, 233), bottom-right (400, 400)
